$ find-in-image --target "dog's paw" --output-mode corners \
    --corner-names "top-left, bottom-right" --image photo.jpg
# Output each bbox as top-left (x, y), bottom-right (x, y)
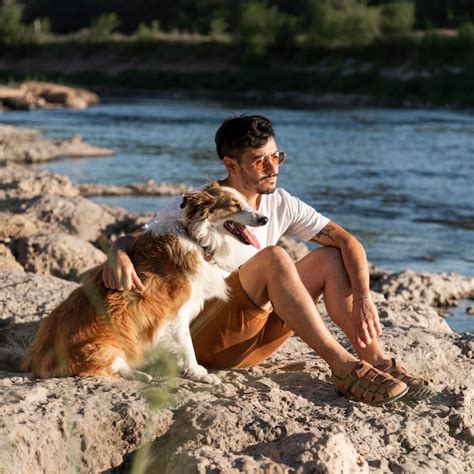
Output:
top-left (184, 365), bottom-right (221, 385)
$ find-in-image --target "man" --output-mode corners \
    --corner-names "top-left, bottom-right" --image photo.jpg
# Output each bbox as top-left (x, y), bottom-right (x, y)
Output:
top-left (103, 115), bottom-right (434, 405)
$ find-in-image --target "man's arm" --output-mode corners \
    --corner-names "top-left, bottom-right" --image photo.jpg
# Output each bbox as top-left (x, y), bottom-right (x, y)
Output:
top-left (311, 221), bottom-right (382, 349)
top-left (102, 230), bottom-right (145, 291)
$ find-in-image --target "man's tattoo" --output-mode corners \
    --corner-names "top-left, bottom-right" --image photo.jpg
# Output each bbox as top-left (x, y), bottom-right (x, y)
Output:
top-left (315, 224), bottom-right (336, 243)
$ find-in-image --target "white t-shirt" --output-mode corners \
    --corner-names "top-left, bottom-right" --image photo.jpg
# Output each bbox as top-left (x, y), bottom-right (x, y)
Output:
top-left (144, 188), bottom-right (330, 275)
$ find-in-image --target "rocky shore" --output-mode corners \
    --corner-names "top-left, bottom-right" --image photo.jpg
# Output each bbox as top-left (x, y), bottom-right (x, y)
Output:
top-left (0, 81), bottom-right (99, 111)
top-left (0, 124), bottom-right (473, 473)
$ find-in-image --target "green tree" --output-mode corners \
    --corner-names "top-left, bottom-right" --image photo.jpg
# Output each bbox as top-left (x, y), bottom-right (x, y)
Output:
top-left (458, 21), bottom-right (474, 42)
top-left (236, 1), bottom-right (297, 58)
top-left (0, 5), bottom-right (29, 43)
top-left (380, 1), bottom-right (415, 35)
top-left (305, 0), bottom-right (380, 47)
top-left (135, 19), bottom-right (160, 40)
top-left (88, 12), bottom-right (120, 40)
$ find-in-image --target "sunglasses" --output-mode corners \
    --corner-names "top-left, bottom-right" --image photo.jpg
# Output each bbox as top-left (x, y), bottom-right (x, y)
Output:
top-left (250, 151), bottom-right (287, 171)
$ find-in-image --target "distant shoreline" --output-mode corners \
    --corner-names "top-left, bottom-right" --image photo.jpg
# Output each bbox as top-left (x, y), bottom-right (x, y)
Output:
top-left (0, 37), bottom-right (472, 108)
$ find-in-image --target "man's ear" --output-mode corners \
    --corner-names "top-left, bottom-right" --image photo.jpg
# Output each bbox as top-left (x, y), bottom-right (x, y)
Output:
top-left (223, 156), bottom-right (238, 174)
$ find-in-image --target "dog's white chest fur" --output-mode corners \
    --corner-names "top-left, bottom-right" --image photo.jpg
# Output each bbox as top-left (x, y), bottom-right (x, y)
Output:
top-left (154, 255), bottom-right (228, 345)
top-left (149, 250), bottom-right (227, 384)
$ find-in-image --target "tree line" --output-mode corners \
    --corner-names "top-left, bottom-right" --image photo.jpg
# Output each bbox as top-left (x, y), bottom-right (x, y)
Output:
top-left (0, 0), bottom-right (473, 54)
top-left (15, 0), bottom-right (474, 34)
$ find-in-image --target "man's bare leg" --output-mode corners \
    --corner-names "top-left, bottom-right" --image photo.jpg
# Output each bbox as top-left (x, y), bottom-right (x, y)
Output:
top-left (295, 247), bottom-right (390, 366)
top-left (238, 246), bottom-right (360, 376)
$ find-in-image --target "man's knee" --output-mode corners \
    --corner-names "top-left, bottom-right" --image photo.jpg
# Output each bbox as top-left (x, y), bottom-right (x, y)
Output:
top-left (310, 247), bottom-right (350, 285)
top-left (257, 245), bottom-right (295, 272)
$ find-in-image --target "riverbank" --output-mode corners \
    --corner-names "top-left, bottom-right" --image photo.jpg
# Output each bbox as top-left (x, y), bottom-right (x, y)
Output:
top-left (0, 122), bottom-right (473, 472)
top-left (1, 36), bottom-right (473, 107)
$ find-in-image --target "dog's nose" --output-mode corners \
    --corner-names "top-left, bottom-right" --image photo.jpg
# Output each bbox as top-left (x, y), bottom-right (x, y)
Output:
top-left (258, 215), bottom-right (268, 225)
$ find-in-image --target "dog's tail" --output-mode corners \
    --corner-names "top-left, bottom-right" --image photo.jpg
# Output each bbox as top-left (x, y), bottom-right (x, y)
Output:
top-left (0, 318), bottom-right (28, 372)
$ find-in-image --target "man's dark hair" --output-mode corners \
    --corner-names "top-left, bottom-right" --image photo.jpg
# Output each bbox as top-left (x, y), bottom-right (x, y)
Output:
top-left (215, 115), bottom-right (275, 160)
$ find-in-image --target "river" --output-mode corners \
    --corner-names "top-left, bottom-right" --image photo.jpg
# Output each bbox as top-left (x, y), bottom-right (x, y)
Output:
top-left (2, 95), bottom-right (473, 330)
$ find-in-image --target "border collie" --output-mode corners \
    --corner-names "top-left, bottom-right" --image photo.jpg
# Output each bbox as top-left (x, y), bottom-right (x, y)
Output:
top-left (22, 182), bottom-right (268, 384)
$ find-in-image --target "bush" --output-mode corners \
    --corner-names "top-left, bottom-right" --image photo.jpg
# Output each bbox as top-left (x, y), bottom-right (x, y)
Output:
top-left (88, 13), bottom-right (120, 41)
top-left (458, 21), bottom-right (474, 42)
top-left (0, 5), bottom-right (29, 44)
top-left (236, 1), bottom-right (297, 58)
top-left (135, 20), bottom-right (160, 40)
top-left (209, 16), bottom-right (228, 40)
top-left (306, 0), bottom-right (380, 47)
top-left (380, 1), bottom-right (415, 36)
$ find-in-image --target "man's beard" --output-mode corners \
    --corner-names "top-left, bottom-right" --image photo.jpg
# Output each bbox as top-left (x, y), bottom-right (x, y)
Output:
top-left (242, 171), bottom-right (278, 194)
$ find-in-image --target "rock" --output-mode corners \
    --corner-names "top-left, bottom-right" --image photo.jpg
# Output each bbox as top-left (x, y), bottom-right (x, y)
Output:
top-left (21, 81), bottom-right (99, 109)
top-left (376, 300), bottom-right (452, 333)
top-left (0, 377), bottom-right (173, 474)
top-left (19, 195), bottom-right (125, 242)
top-left (0, 81), bottom-right (99, 111)
top-left (14, 233), bottom-right (106, 281)
top-left (0, 199), bottom-right (132, 244)
top-left (78, 179), bottom-right (192, 197)
top-left (0, 196), bottom-right (130, 243)
top-left (374, 269), bottom-right (474, 307)
top-left (0, 163), bottom-right (79, 202)
top-left (467, 306), bottom-right (474, 315)
top-left (0, 124), bottom-right (113, 164)
top-left (0, 269), bottom-right (473, 472)
top-left (0, 244), bottom-right (23, 272)
top-left (0, 86), bottom-right (35, 110)
top-left (0, 212), bottom-right (43, 242)
top-left (0, 270), bottom-right (77, 324)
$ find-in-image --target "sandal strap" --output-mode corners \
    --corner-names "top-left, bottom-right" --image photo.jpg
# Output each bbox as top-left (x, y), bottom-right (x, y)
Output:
top-left (332, 361), bottom-right (407, 404)
top-left (376, 358), bottom-right (431, 387)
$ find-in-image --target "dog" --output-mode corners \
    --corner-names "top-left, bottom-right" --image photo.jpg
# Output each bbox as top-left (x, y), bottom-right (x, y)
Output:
top-left (21, 182), bottom-right (268, 384)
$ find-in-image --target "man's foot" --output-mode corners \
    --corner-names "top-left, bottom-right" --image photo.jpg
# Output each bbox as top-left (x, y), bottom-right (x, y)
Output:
top-left (331, 360), bottom-right (408, 406)
top-left (375, 358), bottom-right (436, 402)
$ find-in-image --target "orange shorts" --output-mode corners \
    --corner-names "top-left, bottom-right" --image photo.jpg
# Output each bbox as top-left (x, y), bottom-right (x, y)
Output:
top-left (191, 270), bottom-right (294, 369)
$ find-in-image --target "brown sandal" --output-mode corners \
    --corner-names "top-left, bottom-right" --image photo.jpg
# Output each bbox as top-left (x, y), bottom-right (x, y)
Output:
top-left (331, 361), bottom-right (408, 406)
top-left (375, 358), bottom-right (436, 402)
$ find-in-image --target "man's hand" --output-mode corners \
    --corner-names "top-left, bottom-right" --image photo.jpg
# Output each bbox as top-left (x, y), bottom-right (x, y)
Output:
top-left (352, 297), bottom-right (382, 349)
top-left (102, 247), bottom-right (144, 292)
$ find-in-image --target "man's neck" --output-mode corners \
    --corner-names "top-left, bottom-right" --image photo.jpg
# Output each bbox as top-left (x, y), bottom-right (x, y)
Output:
top-left (219, 176), bottom-right (260, 209)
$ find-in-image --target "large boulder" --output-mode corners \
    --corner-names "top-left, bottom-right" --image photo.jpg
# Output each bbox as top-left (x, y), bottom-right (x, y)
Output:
top-left (0, 269), bottom-right (77, 324)
top-left (0, 124), bottom-right (113, 164)
top-left (0, 200), bottom-right (136, 245)
top-left (0, 163), bottom-right (79, 202)
top-left (77, 179), bottom-right (192, 197)
top-left (375, 269), bottom-right (474, 307)
top-left (20, 81), bottom-right (100, 109)
top-left (0, 81), bottom-right (99, 111)
top-left (0, 212), bottom-right (43, 242)
top-left (0, 244), bottom-right (23, 272)
top-left (19, 195), bottom-right (126, 242)
top-left (0, 269), bottom-right (473, 473)
top-left (15, 233), bottom-right (106, 281)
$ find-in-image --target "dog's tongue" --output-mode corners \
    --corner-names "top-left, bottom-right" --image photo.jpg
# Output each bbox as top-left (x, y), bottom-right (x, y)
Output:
top-left (237, 223), bottom-right (260, 249)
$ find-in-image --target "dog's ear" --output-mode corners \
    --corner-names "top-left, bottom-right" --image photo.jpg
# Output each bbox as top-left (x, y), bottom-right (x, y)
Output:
top-left (180, 195), bottom-right (189, 209)
top-left (180, 191), bottom-right (215, 219)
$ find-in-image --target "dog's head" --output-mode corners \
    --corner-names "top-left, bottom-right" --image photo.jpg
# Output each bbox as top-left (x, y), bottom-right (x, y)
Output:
top-left (180, 182), bottom-right (268, 250)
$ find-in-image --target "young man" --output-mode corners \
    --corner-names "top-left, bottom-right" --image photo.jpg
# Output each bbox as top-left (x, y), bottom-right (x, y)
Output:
top-left (103, 115), bottom-right (434, 405)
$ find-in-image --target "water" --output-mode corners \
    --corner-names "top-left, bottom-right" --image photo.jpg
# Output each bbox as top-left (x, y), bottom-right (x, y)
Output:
top-left (1, 96), bottom-right (473, 331)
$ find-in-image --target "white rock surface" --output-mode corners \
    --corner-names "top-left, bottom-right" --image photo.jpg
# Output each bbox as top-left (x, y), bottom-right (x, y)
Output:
top-left (0, 270), bottom-right (472, 473)
top-left (15, 233), bottom-right (106, 280)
